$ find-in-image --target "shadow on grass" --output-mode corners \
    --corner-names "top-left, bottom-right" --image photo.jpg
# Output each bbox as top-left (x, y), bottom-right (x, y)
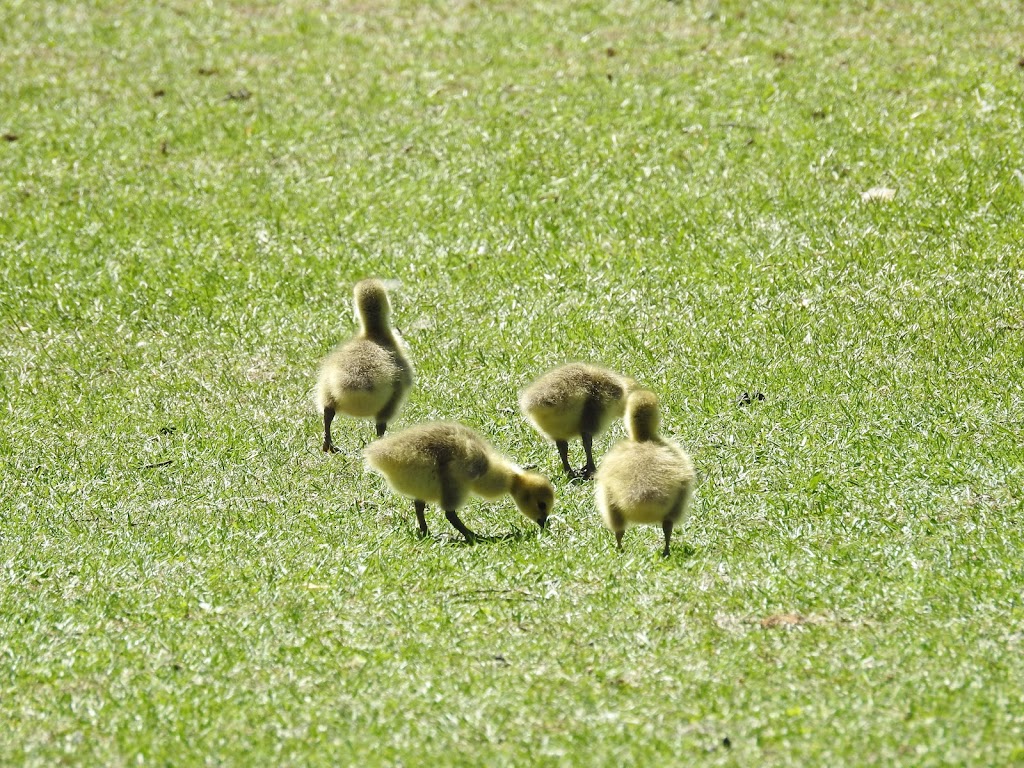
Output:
top-left (665, 542), bottom-right (699, 561)
top-left (418, 527), bottom-right (540, 546)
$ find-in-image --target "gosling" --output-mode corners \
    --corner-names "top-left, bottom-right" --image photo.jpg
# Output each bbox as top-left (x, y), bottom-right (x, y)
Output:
top-left (316, 279), bottom-right (413, 452)
top-left (594, 390), bottom-right (696, 557)
top-left (364, 422), bottom-right (555, 543)
top-left (519, 362), bottom-right (636, 479)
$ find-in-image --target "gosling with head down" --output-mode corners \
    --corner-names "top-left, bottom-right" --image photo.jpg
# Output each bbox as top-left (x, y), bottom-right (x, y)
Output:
top-left (519, 362), bottom-right (636, 479)
top-left (595, 390), bottom-right (695, 557)
top-left (316, 279), bottom-right (413, 452)
top-left (364, 422), bottom-right (554, 543)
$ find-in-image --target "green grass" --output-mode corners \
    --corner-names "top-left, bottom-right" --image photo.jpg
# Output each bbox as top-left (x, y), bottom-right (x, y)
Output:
top-left (2, 0), bottom-right (1024, 764)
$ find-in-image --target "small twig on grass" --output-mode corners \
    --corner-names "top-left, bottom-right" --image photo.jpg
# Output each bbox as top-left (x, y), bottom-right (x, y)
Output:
top-left (141, 460), bottom-right (173, 469)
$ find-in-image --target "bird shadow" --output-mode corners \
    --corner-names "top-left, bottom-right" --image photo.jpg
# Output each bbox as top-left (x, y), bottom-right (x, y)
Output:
top-left (425, 528), bottom-right (536, 547)
top-left (664, 542), bottom-right (699, 561)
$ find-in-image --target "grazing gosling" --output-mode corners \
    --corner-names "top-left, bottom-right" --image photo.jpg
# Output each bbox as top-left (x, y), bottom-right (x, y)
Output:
top-left (519, 362), bottom-right (636, 479)
top-left (364, 422), bottom-right (554, 543)
top-left (316, 279), bottom-right (413, 452)
top-left (595, 390), bottom-right (695, 557)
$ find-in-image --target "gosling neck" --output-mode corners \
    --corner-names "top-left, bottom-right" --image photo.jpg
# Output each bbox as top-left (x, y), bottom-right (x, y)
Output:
top-left (359, 314), bottom-right (395, 344)
top-left (628, 421), bottom-right (660, 443)
top-left (473, 457), bottom-right (519, 500)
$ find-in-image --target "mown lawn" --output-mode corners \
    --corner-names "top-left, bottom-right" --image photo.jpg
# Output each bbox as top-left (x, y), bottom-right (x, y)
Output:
top-left (2, 0), bottom-right (1023, 764)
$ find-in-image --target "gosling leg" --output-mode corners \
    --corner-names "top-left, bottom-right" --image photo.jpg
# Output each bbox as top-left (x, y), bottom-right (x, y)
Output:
top-left (609, 505), bottom-right (626, 552)
top-left (374, 387), bottom-right (405, 440)
top-left (445, 510), bottom-right (477, 543)
top-left (581, 432), bottom-right (597, 479)
top-left (578, 394), bottom-right (602, 478)
top-left (414, 500), bottom-right (429, 537)
top-left (555, 440), bottom-right (576, 478)
top-left (323, 407), bottom-right (340, 453)
top-left (662, 519), bottom-right (673, 558)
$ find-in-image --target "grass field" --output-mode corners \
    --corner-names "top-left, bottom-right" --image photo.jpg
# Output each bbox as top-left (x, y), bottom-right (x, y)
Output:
top-left (2, 0), bottom-right (1024, 764)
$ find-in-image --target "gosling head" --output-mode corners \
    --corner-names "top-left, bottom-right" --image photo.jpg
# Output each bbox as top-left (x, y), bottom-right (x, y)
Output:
top-left (510, 471), bottom-right (555, 529)
top-left (353, 279), bottom-right (392, 334)
top-left (625, 390), bottom-right (661, 442)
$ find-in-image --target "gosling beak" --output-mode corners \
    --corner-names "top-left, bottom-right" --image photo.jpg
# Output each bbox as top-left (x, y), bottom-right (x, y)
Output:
top-left (537, 516), bottom-right (548, 530)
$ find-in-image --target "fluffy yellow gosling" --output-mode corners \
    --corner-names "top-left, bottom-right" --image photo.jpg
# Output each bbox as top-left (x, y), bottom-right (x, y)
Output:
top-left (365, 422), bottom-right (555, 543)
top-left (595, 390), bottom-right (695, 557)
top-left (316, 279), bottom-right (413, 451)
top-left (519, 362), bottom-right (636, 479)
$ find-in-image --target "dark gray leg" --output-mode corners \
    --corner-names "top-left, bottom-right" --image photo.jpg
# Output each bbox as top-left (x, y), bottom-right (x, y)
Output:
top-left (445, 510), bottom-right (477, 543)
top-left (578, 393), bottom-right (603, 478)
top-left (581, 432), bottom-right (596, 478)
top-left (438, 461), bottom-right (466, 513)
top-left (609, 503), bottom-right (625, 551)
top-left (662, 487), bottom-right (690, 557)
top-left (556, 440), bottom-right (575, 478)
top-left (580, 395), bottom-right (601, 434)
top-left (374, 387), bottom-right (405, 440)
top-left (323, 407), bottom-right (339, 453)
top-left (414, 500), bottom-right (428, 537)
